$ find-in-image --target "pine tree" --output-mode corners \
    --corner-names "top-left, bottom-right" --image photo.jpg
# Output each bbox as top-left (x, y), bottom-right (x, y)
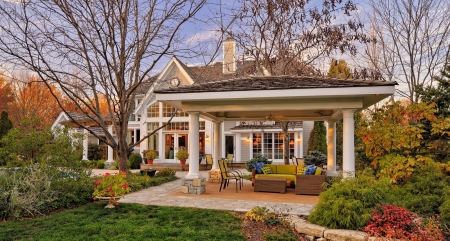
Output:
top-left (307, 121), bottom-right (327, 155)
top-left (0, 111), bottom-right (13, 139)
top-left (326, 59), bottom-right (352, 79)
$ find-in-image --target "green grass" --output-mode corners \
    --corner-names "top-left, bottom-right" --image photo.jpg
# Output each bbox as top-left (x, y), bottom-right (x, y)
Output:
top-left (0, 203), bottom-right (246, 241)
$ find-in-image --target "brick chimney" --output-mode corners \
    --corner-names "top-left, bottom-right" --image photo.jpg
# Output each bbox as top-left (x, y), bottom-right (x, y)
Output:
top-left (223, 38), bottom-right (236, 74)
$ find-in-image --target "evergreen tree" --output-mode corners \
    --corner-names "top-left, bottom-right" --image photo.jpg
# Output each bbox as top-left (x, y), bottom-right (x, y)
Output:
top-left (0, 111), bottom-right (13, 139)
top-left (307, 121), bottom-right (327, 155)
top-left (326, 59), bottom-right (352, 79)
top-left (416, 57), bottom-right (450, 161)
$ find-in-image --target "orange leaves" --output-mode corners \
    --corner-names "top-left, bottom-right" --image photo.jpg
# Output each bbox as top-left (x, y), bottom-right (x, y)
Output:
top-left (7, 75), bottom-right (63, 129)
top-left (357, 101), bottom-right (439, 160)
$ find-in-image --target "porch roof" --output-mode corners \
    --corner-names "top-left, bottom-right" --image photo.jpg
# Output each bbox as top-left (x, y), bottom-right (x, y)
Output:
top-left (154, 75), bottom-right (397, 122)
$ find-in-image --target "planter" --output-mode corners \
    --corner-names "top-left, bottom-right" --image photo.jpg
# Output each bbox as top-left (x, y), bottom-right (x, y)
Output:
top-left (180, 159), bottom-right (186, 165)
top-left (147, 159), bottom-right (154, 164)
top-left (96, 196), bottom-right (122, 209)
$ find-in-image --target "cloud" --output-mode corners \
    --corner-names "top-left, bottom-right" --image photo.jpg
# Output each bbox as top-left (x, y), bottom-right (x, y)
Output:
top-left (185, 30), bottom-right (219, 44)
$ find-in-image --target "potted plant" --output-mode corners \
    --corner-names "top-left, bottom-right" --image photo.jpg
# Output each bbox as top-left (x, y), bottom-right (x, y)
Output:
top-left (145, 150), bottom-right (158, 164)
top-left (92, 171), bottom-right (131, 208)
top-left (176, 147), bottom-right (189, 165)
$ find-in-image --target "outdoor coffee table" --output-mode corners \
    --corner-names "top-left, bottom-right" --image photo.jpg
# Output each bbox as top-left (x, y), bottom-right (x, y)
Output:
top-left (254, 177), bottom-right (286, 194)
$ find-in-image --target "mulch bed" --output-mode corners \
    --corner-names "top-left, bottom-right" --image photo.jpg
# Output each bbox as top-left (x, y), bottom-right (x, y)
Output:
top-left (237, 213), bottom-right (308, 241)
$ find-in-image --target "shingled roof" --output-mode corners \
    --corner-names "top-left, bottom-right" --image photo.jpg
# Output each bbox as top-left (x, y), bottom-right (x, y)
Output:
top-left (154, 75), bottom-right (397, 94)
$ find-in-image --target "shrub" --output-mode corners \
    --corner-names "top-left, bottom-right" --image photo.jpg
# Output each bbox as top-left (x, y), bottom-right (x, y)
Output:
top-left (155, 168), bottom-right (175, 177)
top-left (128, 153), bottom-right (142, 169)
top-left (126, 172), bottom-right (177, 191)
top-left (390, 164), bottom-right (450, 216)
top-left (365, 204), bottom-right (418, 239)
top-left (245, 154), bottom-right (271, 172)
top-left (87, 143), bottom-right (102, 160)
top-left (439, 199), bottom-right (450, 227)
top-left (308, 170), bottom-right (392, 230)
top-left (365, 204), bottom-right (444, 240)
top-left (245, 206), bottom-right (273, 222)
top-left (145, 150), bottom-right (158, 160)
top-left (304, 150), bottom-right (327, 167)
top-left (96, 159), bottom-right (106, 169)
top-left (0, 162), bottom-right (93, 221)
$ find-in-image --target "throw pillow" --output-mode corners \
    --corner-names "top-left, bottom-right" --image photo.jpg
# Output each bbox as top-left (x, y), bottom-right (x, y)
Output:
top-left (304, 165), bottom-right (317, 175)
top-left (314, 167), bottom-right (323, 175)
top-left (297, 165), bottom-right (306, 175)
top-left (254, 162), bottom-right (265, 174)
top-left (261, 166), bottom-right (272, 175)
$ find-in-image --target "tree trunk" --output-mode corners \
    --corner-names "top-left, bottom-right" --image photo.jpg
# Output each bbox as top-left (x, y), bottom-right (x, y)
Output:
top-left (280, 121), bottom-right (290, 165)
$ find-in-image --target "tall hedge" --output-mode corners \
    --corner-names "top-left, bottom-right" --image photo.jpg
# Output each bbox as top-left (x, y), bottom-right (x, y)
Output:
top-left (307, 121), bottom-right (327, 155)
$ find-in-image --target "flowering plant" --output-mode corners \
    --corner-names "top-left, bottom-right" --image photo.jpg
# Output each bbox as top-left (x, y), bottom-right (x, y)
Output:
top-left (92, 171), bottom-right (131, 206)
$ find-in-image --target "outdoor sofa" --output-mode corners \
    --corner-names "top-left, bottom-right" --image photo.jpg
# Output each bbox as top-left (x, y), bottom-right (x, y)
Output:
top-left (251, 163), bottom-right (326, 195)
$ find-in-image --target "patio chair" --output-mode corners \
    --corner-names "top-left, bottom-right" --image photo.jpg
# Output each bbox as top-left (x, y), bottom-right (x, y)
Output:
top-left (205, 154), bottom-right (213, 170)
top-left (291, 156), bottom-right (297, 165)
top-left (225, 153), bottom-right (234, 169)
top-left (223, 158), bottom-right (243, 188)
top-left (218, 159), bottom-right (241, 193)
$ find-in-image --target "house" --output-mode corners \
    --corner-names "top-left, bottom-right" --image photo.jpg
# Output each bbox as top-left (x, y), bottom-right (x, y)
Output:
top-left (52, 39), bottom-right (396, 178)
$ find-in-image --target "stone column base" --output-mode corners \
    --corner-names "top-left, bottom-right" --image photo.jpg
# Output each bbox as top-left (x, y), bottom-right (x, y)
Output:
top-left (208, 169), bottom-right (221, 183)
top-left (181, 178), bottom-right (206, 195)
top-left (104, 160), bottom-right (116, 169)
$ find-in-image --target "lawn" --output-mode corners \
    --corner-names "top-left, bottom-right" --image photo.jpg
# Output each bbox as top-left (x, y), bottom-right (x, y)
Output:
top-left (0, 203), bottom-right (246, 241)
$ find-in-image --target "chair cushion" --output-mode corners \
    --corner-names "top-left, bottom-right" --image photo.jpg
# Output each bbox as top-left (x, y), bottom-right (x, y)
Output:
top-left (261, 167), bottom-right (272, 174)
top-left (254, 162), bottom-right (265, 174)
top-left (277, 165), bottom-right (297, 175)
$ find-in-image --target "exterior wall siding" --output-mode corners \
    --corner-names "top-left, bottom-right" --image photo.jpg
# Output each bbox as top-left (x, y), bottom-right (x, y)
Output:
top-left (240, 133), bottom-right (250, 163)
top-left (302, 121), bottom-right (314, 155)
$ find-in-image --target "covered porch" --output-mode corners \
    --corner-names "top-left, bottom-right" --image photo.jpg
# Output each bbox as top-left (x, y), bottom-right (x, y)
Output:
top-left (155, 75), bottom-right (396, 180)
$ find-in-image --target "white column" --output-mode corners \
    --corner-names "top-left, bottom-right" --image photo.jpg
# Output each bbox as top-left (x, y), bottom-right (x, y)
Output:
top-left (106, 125), bottom-right (114, 163)
top-left (186, 112), bottom-right (201, 178)
top-left (141, 122), bottom-right (148, 160)
top-left (82, 129), bottom-right (89, 160)
top-left (212, 120), bottom-right (222, 169)
top-left (235, 133), bottom-right (241, 163)
top-left (326, 120), bottom-right (337, 176)
top-left (342, 110), bottom-right (355, 178)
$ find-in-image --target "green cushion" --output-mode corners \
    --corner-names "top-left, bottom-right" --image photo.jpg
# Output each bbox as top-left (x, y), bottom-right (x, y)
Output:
top-left (315, 167), bottom-right (323, 175)
top-left (261, 167), bottom-right (272, 174)
top-left (265, 164), bottom-right (277, 173)
top-left (277, 165), bottom-right (297, 175)
top-left (255, 174), bottom-right (296, 183)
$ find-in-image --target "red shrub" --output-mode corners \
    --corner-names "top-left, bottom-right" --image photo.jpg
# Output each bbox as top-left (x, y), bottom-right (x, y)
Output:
top-left (365, 204), bottom-right (444, 240)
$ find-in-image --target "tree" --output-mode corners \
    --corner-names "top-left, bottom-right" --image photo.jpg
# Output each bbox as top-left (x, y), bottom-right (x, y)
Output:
top-left (225, 0), bottom-right (369, 76)
top-left (364, 0), bottom-right (450, 102)
top-left (8, 76), bottom-right (63, 129)
top-left (0, 76), bottom-right (14, 112)
top-left (416, 56), bottom-right (450, 161)
top-left (307, 121), bottom-right (327, 155)
top-left (327, 59), bottom-right (352, 79)
top-left (0, 0), bottom-right (206, 172)
top-left (0, 111), bottom-right (13, 140)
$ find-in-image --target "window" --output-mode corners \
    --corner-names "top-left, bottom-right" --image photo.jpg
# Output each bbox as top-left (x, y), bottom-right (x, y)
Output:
top-left (162, 121), bottom-right (205, 131)
top-left (147, 122), bottom-right (159, 131)
top-left (162, 103), bottom-right (188, 117)
top-left (254, 132), bottom-right (296, 160)
top-left (147, 103), bottom-right (159, 117)
top-left (252, 133), bottom-right (262, 156)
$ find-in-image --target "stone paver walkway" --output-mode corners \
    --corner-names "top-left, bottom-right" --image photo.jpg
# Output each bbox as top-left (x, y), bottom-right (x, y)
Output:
top-left (118, 170), bottom-right (316, 215)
